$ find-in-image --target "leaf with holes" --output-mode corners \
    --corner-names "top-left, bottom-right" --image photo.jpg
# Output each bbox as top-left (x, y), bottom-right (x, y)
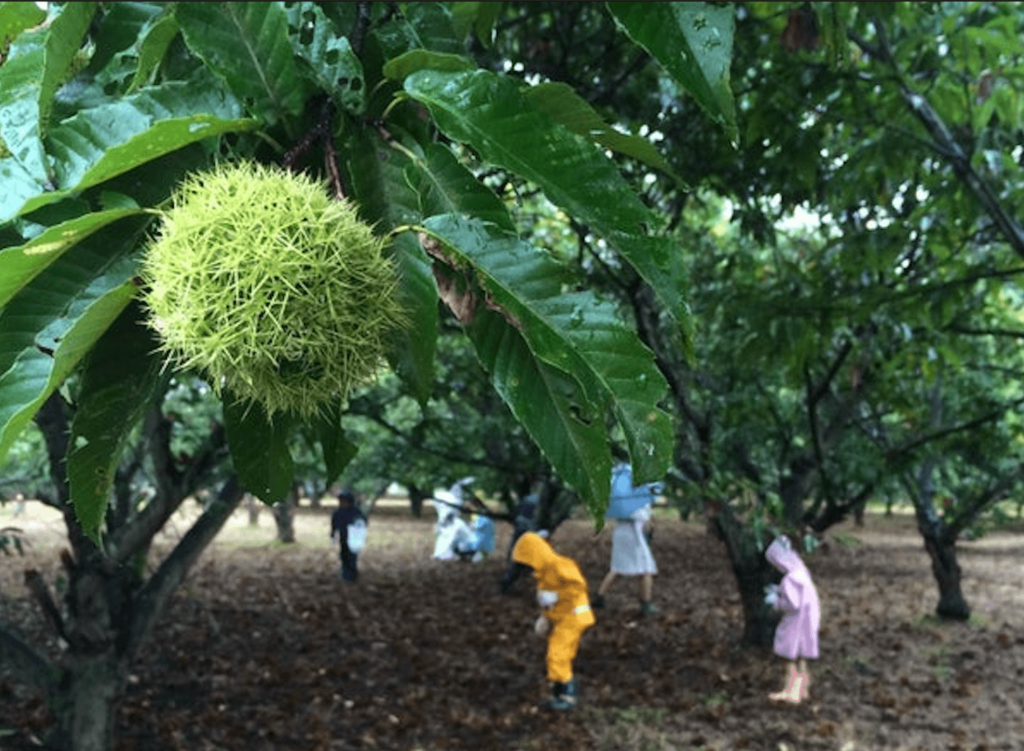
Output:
top-left (285, 2), bottom-right (366, 116)
top-left (609, 2), bottom-right (738, 146)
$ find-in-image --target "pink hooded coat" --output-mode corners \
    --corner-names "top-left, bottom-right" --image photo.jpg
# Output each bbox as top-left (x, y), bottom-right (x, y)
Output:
top-left (766, 537), bottom-right (820, 660)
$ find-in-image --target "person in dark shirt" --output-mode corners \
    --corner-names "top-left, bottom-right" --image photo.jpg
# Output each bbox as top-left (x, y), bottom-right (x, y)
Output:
top-left (330, 488), bottom-right (366, 583)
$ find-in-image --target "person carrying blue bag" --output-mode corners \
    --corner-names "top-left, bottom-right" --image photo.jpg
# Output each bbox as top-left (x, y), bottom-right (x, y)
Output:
top-left (592, 463), bottom-right (662, 616)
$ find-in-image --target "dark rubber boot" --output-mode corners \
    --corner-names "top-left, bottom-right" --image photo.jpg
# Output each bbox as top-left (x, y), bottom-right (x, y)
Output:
top-left (540, 679), bottom-right (577, 711)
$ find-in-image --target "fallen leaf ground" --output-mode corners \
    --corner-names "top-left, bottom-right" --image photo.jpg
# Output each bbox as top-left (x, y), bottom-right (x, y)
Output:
top-left (2, 502), bottom-right (1024, 750)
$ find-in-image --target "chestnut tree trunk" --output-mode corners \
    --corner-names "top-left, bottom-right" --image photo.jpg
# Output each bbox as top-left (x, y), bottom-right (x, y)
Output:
top-left (4, 392), bottom-right (241, 751)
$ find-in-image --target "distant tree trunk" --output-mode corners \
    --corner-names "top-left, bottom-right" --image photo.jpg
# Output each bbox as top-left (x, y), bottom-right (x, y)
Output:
top-left (853, 498), bottom-right (866, 526)
top-left (247, 493), bottom-right (260, 525)
top-left (274, 484), bottom-right (298, 543)
top-left (911, 378), bottom-right (969, 621)
top-left (911, 486), bottom-right (970, 620)
top-left (710, 500), bottom-right (777, 648)
top-left (922, 530), bottom-right (970, 620)
top-left (407, 483), bottom-right (429, 518)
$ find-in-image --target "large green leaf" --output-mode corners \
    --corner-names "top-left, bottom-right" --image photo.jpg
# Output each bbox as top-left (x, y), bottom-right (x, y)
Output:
top-left (420, 215), bottom-right (673, 485)
top-left (0, 223), bottom-right (142, 465)
top-left (408, 142), bottom-right (514, 232)
top-left (0, 3), bottom-right (96, 182)
top-left (467, 308), bottom-right (611, 519)
top-left (224, 397), bottom-right (295, 504)
top-left (285, 2), bottom-right (366, 116)
top-left (3, 78), bottom-right (257, 222)
top-left (0, 3), bottom-right (46, 46)
top-left (0, 36), bottom-right (50, 182)
top-left (608, 2), bottom-right (738, 147)
top-left (382, 49), bottom-right (476, 81)
top-left (348, 130), bottom-right (437, 405)
top-left (67, 301), bottom-right (163, 542)
top-left (450, 2), bottom-right (502, 47)
top-left (524, 81), bottom-right (682, 184)
top-left (402, 68), bottom-right (691, 334)
top-left (86, 1), bottom-right (162, 75)
top-left (128, 14), bottom-right (180, 93)
top-left (175, 1), bottom-right (308, 125)
top-left (386, 232), bottom-right (438, 406)
top-left (0, 155), bottom-right (48, 228)
top-left (314, 402), bottom-right (358, 486)
top-left (0, 205), bottom-right (142, 309)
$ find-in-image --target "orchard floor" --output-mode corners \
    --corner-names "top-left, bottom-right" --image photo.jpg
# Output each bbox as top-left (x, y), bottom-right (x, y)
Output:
top-left (3, 501), bottom-right (1024, 750)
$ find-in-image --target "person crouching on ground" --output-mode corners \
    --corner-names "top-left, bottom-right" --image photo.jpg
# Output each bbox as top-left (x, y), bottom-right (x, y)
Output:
top-left (764, 534), bottom-right (820, 704)
top-left (511, 532), bottom-right (595, 711)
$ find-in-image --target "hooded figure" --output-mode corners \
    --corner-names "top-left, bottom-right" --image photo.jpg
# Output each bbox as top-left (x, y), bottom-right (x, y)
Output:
top-left (594, 463), bottom-right (661, 615)
top-left (765, 536), bottom-right (820, 660)
top-left (765, 535), bottom-right (820, 704)
top-left (431, 488), bottom-right (473, 560)
top-left (512, 532), bottom-right (595, 710)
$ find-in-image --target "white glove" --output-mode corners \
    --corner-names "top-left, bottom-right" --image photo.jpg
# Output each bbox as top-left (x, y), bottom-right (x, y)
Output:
top-left (537, 589), bottom-right (559, 609)
top-left (764, 583), bottom-right (780, 607)
top-left (534, 614), bottom-right (550, 637)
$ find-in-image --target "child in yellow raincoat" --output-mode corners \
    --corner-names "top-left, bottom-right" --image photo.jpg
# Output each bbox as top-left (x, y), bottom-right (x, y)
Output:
top-left (511, 532), bottom-right (595, 710)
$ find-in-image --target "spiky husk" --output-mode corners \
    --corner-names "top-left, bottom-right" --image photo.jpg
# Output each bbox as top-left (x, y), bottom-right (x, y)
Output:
top-left (141, 161), bottom-right (406, 417)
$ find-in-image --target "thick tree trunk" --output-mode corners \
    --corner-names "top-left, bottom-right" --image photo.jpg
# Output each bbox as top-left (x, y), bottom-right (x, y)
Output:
top-left (710, 500), bottom-right (777, 648)
top-left (28, 392), bottom-right (246, 750)
top-left (407, 484), bottom-right (429, 518)
top-left (922, 532), bottom-right (970, 620)
top-left (50, 651), bottom-right (127, 751)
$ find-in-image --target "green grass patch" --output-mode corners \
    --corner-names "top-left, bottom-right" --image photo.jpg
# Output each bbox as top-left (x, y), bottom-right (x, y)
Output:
top-left (583, 705), bottom-right (675, 751)
top-left (830, 532), bottom-right (862, 547)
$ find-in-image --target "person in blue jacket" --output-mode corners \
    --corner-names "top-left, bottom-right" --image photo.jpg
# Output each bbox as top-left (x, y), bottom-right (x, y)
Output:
top-left (592, 463), bottom-right (661, 616)
top-left (330, 488), bottom-right (366, 583)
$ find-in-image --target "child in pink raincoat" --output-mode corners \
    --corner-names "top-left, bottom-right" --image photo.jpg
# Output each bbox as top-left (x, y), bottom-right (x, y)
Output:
top-left (764, 535), bottom-right (820, 704)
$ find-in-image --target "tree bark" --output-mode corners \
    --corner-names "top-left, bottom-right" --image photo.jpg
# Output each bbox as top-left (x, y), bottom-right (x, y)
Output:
top-left (18, 392), bottom-right (242, 750)
top-left (712, 501), bottom-right (777, 648)
top-left (407, 484), bottom-right (429, 518)
top-left (247, 493), bottom-right (261, 525)
top-left (273, 484), bottom-right (298, 543)
top-left (922, 531), bottom-right (970, 621)
top-left (50, 649), bottom-right (127, 751)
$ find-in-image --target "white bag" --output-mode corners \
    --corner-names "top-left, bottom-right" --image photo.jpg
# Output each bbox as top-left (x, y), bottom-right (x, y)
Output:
top-left (347, 519), bottom-right (368, 554)
top-left (537, 589), bottom-right (559, 609)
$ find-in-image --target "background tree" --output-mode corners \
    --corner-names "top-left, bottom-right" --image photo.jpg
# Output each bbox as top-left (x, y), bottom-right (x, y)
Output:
top-left (484, 0), bottom-right (1024, 639)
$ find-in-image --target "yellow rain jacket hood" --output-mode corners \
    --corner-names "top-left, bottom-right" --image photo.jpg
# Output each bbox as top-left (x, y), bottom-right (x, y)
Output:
top-left (512, 532), bottom-right (594, 625)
